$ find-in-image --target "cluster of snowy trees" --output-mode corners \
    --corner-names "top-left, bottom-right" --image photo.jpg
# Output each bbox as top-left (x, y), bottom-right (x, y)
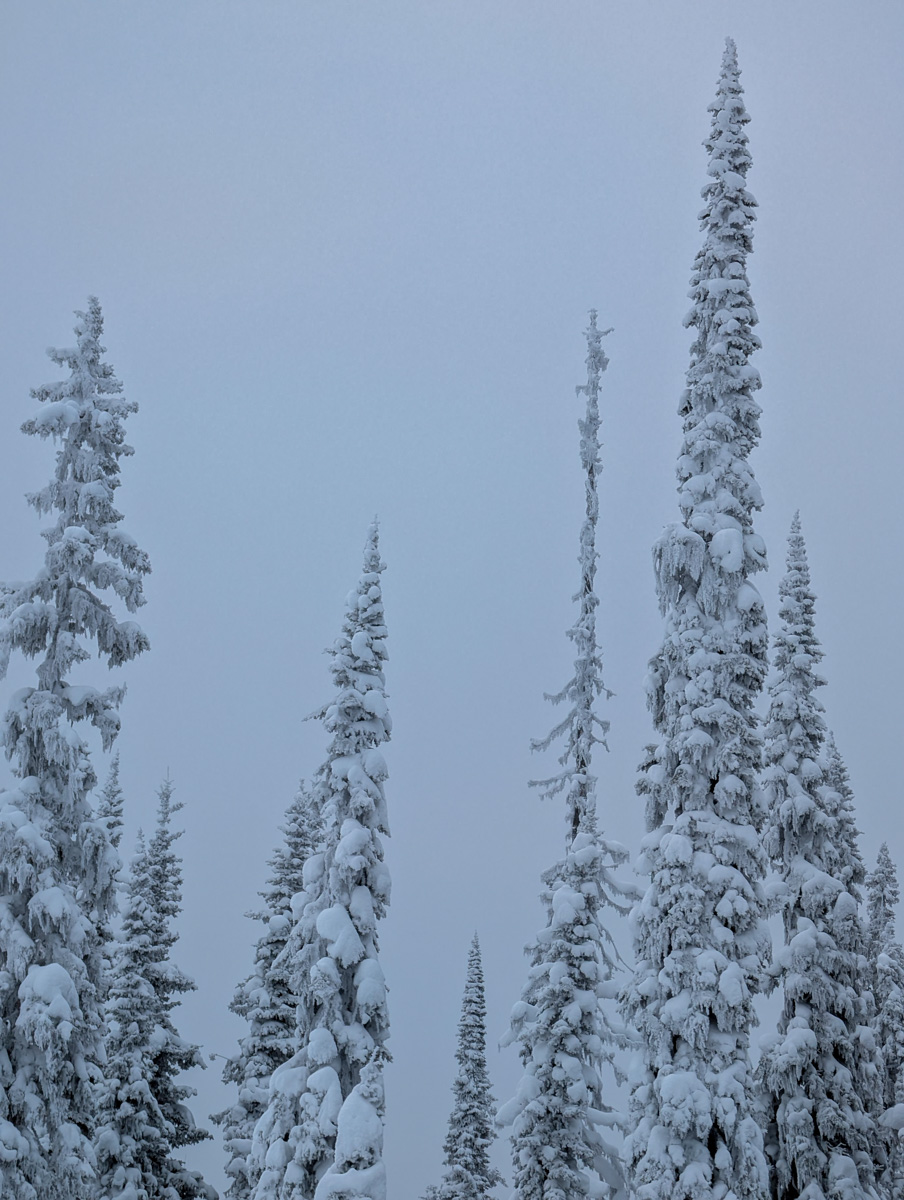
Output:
top-left (0, 34), bottom-right (899, 1200)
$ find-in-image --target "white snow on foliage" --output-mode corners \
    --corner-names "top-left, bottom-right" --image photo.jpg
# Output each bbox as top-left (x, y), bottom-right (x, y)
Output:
top-left (252, 525), bottom-right (391, 1200)
top-left (0, 300), bottom-right (150, 1200)
top-left (621, 41), bottom-right (772, 1200)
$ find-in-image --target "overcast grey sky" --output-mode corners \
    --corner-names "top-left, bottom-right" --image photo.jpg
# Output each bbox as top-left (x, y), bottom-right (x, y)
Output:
top-left (1, 2), bottom-right (903, 1194)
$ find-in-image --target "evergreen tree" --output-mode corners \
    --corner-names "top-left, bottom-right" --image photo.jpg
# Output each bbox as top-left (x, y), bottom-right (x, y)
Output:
top-left (867, 844), bottom-right (904, 1198)
top-left (98, 752), bottom-right (126, 850)
top-left (426, 934), bottom-right (502, 1200)
top-left (143, 778), bottom-right (214, 1198)
top-left (757, 517), bottom-right (878, 1200)
top-left (252, 524), bottom-right (391, 1200)
top-left (217, 784), bottom-right (324, 1200)
top-left (96, 831), bottom-right (171, 1200)
top-left (0, 299), bottom-right (150, 1199)
top-left (498, 313), bottom-right (632, 1200)
top-left (620, 41), bottom-right (771, 1200)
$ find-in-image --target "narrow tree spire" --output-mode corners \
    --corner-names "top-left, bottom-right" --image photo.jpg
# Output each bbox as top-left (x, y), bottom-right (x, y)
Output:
top-left (252, 525), bottom-right (391, 1200)
top-left (426, 935), bottom-right (503, 1200)
top-left (621, 41), bottom-right (771, 1200)
top-left (757, 520), bottom-right (879, 1200)
top-left (216, 782), bottom-right (324, 1200)
top-left (97, 753), bottom-right (126, 850)
top-left (531, 310), bottom-right (612, 839)
top-left (499, 315), bottom-right (632, 1200)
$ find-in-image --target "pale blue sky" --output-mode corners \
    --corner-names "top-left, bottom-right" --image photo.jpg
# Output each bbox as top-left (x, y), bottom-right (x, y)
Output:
top-left (1, 3), bottom-right (902, 1194)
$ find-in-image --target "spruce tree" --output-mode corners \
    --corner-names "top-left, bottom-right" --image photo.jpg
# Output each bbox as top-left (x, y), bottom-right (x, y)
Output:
top-left (0, 299), bottom-right (150, 1199)
top-left (96, 830), bottom-right (171, 1200)
top-left (867, 844), bottom-right (904, 1198)
top-left (620, 41), bottom-right (771, 1200)
top-left (143, 778), bottom-right (213, 1198)
top-left (756, 517), bottom-right (878, 1200)
top-left (252, 524), bottom-right (391, 1200)
top-left (426, 935), bottom-right (502, 1200)
top-left (498, 313), bottom-right (632, 1200)
top-left (217, 784), bottom-right (323, 1200)
top-left (98, 752), bottom-right (126, 851)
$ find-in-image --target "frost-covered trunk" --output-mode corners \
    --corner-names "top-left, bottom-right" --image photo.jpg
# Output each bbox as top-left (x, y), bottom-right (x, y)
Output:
top-left (0, 300), bottom-right (150, 1199)
top-left (217, 784), bottom-right (323, 1200)
top-left (756, 518), bottom-right (879, 1200)
top-left (499, 313), bottom-right (633, 1200)
top-left (620, 41), bottom-right (771, 1200)
top-left (252, 524), bottom-right (391, 1200)
top-left (425, 935), bottom-right (502, 1200)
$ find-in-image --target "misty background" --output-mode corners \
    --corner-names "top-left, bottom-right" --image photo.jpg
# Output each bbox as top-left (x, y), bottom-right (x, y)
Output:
top-left (0, 2), bottom-right (902, 1194)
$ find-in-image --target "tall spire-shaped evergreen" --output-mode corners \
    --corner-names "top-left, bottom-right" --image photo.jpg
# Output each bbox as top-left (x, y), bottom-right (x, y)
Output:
top-left (426, 935), bottom-right (502, 1200)
top-left (499, 314), bottom-right (632, 1200)
top-left (757, 517), bottom-right (878, 1200)
top-left (621, 41), bottom-right (771, 1200)
top-left (252, 524), bottom-right (391, 1200)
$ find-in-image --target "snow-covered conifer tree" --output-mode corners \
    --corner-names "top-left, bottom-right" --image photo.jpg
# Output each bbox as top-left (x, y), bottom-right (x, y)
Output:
top-left (0, 299), bottom-right (150, 1198)
top-left (96, 830), bottom-right (170, 1200)
top-left (498, 313), bottom-right (633, 1200)
top-left (143, 778), bottom-right (213, 1197)
top-left (252, 524), bottom-right (391, 1200)
top-left (620, 41), bottom-right (772, 1200)
top-left (217, 784), bottom-right (324, 1200)
top-left (867, 844), bottom-right (904, 1198)
top-left (757, 517), bottom-right (878, 1200)
top-left (98, 752), bottom-right (126, 851)
top-left (425, 934), bottom-right (502, 1200)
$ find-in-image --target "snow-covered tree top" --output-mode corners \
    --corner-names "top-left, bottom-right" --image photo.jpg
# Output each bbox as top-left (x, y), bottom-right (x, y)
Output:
top-left (869, 842), bottom-right (900, 954)
top-left (0, 297), bottom-right (150, 699)
top-left (531, 312), bottom-right (612, 840)
top-left (671, 35), bottom-right (763, 596)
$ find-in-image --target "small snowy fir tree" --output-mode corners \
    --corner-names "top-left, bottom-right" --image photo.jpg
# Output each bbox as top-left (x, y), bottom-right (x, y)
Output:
top-left (498, 313), bottom-right (633, 1200)
top-left (757, 518), bottom-right (878, 1200)
top-left (143, 778), bottom-right (214, 1198)
top-left (0, 299), bottom-right (150, 1199)
top-left (425, 934), bottom-right (503, 1200)
top-left (620, 41), bottom-right (772, 1200)
top-left (96, 830), bottom-right (171, 1200)
top-left (98, 752), bottom-right (126, 851)
top-left (251, 524), bottom-right (391, 1200)
top-left (867, 844), bottom-right (904, 1198)
top-left (217, 784), bottom-right (324, 1200)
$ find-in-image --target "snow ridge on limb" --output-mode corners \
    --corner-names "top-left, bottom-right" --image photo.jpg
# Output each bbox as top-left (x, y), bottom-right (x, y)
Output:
top-left (252, 523), bottom-right (391, 1200)
top-left (756, 519), bottom-right (879, 1200)
top-left (216, 783), bottom-right (324, 1200)
top-left (0, 300), bottom-right (149, 1199)
top-left (500, 314), bottom-right (634, 1200)
top-left (425, 935), bottom-right (503, 1200)
top-left (866, 845), bottom-right (904, 1199)
top-left (621, 41), bottom-right (771, 1200)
